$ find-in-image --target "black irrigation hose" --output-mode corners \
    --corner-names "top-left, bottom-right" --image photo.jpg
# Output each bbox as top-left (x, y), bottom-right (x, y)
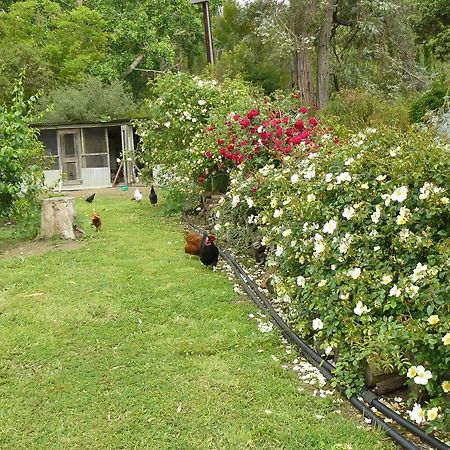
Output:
top-left (186, 221), bottom-right (449, 450)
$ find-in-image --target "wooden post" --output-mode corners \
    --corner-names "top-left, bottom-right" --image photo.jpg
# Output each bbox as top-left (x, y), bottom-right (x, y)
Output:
top-left (40, 197), bottom-right (77, 240)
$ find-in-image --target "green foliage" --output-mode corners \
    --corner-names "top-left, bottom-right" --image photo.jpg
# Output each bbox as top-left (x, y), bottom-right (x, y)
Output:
top-left (0, 0), bottom-right (109, 101)
top-left (0, 76), bottom-right (45, 236)
top-left (409, 76), bottom-right (450, 122)
top-left (411, 0), bottom-right (450, 62)
top-left (36, 76), bottom-right (138, 124)
top-left (214, 0), bottom-right (291, 93)
top-left (87, 0), bottom-right (205, 95)
top-left (325, 89), bottom-right (411, 130)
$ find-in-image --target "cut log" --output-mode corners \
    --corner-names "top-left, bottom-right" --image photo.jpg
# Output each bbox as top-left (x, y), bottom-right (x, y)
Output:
top-left (374, 375), bottom-right (407, 395)
top-left (365, 360), bottom-right (397, 387)
top-left (40, 197), bottom-right (78, 240)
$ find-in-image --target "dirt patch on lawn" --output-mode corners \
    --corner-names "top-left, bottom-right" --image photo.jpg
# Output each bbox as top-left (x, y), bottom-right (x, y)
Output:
top-left (0, 238), bottom-right (85, 260)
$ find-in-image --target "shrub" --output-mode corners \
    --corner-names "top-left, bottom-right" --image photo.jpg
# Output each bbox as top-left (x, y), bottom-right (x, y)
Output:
top-left (410, 76), bottom-right (450, 123)
top-left (325, 89), bottom-right (411, 131)
top-left (36, 76), bottom-right (137, 124)
top-left (0, 77), bottom-right (45, 236)
top-left (215, 125), bottom-right (449, 427)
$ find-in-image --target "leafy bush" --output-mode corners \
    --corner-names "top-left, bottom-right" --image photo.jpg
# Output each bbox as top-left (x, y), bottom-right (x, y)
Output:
top-left (410, 76), bottom-right (449, 122)
top-left (36, 76), bottom-right (137, 124)
top-left (215, 125), bottom-right (449, 426)
top-left (136, 73), bottom-right (261, 211)
top-left (326, 89), bottom-right (411, 131)
top-left (0, 77), bottom-right (45, 236)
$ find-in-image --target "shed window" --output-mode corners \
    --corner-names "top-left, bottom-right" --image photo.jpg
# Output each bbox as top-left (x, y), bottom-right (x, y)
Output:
top-left (83, 128), bottom-right (107, 154)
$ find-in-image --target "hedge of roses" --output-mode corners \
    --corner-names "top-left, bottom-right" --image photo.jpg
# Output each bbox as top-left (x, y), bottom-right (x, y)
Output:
top-left (215, 125), bottom-right (449, 428)
top-left (138, 74), bottom-right (449, 428)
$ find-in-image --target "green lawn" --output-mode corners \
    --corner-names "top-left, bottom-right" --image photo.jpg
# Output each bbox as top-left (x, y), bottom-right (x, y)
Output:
top-left (0, 191), bottom-right (396, 449)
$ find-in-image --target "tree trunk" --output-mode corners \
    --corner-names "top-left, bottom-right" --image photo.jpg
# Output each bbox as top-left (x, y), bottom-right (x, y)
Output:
top-left (316, 0), bottom-right (336, 109)
top-left (290, 50), bottom-right (299, 89)
top-left (40, 197), bottom-right (77, 240)
top-left (298, 47), bottom-right (314, 106)
top-left (294, 0), bottom-right (317, 107)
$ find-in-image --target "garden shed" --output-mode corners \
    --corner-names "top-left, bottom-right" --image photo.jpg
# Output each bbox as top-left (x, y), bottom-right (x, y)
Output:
top-left (36, 121), bottom-right (139, 190)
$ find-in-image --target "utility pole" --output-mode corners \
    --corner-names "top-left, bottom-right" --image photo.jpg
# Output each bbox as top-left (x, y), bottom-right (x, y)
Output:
top-left (191, 0), bottom-right (215, 64)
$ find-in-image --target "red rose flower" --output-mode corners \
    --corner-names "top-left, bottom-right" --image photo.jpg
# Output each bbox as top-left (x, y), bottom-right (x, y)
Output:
top-left (294, 120), bottom-right (304, 131)
top-left (217, 138), bottom-right (224, 145)
top-left (233, 114), bottom-right (241, 121)
top-left (309, 117), bottom-right (318, 127)
top-left (299, 107), bottom-right (308, 114)
top-left (205, 151), bottom-right (213, 158)
top-left (247, 109), bottom-right (260, 119)
top-left (240, 118), bottom-right (251, 128)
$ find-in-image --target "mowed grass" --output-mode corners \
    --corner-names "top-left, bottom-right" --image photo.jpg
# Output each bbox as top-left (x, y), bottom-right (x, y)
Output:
top-left (0, 191), bottom-right (396, 450)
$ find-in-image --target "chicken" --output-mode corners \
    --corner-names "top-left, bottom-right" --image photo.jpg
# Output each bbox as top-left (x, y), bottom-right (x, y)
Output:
top-left (85, 193), bottom-right (95, 203)
top-left (132, 188), bottom-right (143, 202)
top-left (91, 210), bottom-right (101, 232)
top-left (149, 185), bottom-right (158, 206)
top-left (184, 232), bottom-right (203, 256)
top-left (200, 234), bottom-right (219, 267)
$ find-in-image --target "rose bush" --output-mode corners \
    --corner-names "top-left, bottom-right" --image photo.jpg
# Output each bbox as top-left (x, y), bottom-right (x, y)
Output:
top-left (215, 125), bottom-right (449, 427)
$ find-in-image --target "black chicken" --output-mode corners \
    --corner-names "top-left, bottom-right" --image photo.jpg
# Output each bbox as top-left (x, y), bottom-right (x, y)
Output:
top-left (85, 193), bottom-right (95, 203)
top-left (200, 234), bottom-right (219, 267)
top-left (149, 185), bottom-right (157, 206)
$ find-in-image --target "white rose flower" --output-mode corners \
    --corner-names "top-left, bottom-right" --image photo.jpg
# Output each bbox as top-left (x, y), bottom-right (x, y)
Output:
top-left (354, 301), bottom-right (371, 316)
top-left (413, 365), bottom-right (432, 385)
top-left (164, 121), bottom-right (171, 128)
top-left (405, 284), bottom-right (419, 297)
top-left (342, 206), bottom-right (355, 220)
top-left (296, 276), bottom-right (306, 287)
top-left (246, 197), bottom-right (254, 208)
top-left (214, 224), bottom-right (221, 231)
top-left (197, 99), bottom-right (206, 106)
top-left (314, 241), bottom-right (326, 255)
top-left (375, 175), bottom-right (387, 181)
top-left (389, 285), bottom-right (402, 297)
top-left (408, 404), bottom-right (425, 424)
top-left (390, 186), bottom-right (408, 203)
top-left (318, 279), bottom-right (327, 287)
top-left (348, 267), bottom-right (361, 279)
top-left (381, 194), bottom-right (391, 206)
top-left (291, 173), bottom-right (299, 183)
top-left (344, 157), bottom-right (354, 166)
top-left (336, 172), bottom-right (352, 184)
top-left (325, 173), bottom-right (333, 183)
top-left (323, 219), bottom-right (338, 234)
top-left (312, 318), bottom-right (324, 331)
top-left (275, 245), bottom-right (284, 257)
top-left (304, 165), bottom-right (316, 180)
top-left (381, 275), bottom-right (392, 285)
top-left (371, 205), bottom-right (382, 224)
top-left (361, 183), bottom-right (369, 190)
top-left (282, 228), bottom-right (292, 237)
top-left (307, 193), bottom-right (316, 202)
top-left (426, 407), bottom-right (439, 422)
top-left (231, 195), bottom-right (240, 208)
top-left (273, 209), bottom-right (283, 218)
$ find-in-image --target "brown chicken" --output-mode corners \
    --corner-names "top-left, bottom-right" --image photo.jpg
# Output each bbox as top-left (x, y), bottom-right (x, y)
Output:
top-left (91, 210), bottom-right (101, 232)
top-left (184, 231), bottom-right (203, 256)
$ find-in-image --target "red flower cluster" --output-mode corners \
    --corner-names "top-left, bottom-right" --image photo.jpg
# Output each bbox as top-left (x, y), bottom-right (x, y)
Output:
top-left (198, 105), bottom-right (330, 186)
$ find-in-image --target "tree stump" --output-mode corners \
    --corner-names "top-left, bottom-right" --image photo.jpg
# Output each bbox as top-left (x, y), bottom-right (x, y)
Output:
top-left (40, 197), bottom-right (77, 240)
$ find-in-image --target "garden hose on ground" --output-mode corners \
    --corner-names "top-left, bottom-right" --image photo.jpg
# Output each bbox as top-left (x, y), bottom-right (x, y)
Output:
top-left (186, 221), bottom-right (449, 450)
